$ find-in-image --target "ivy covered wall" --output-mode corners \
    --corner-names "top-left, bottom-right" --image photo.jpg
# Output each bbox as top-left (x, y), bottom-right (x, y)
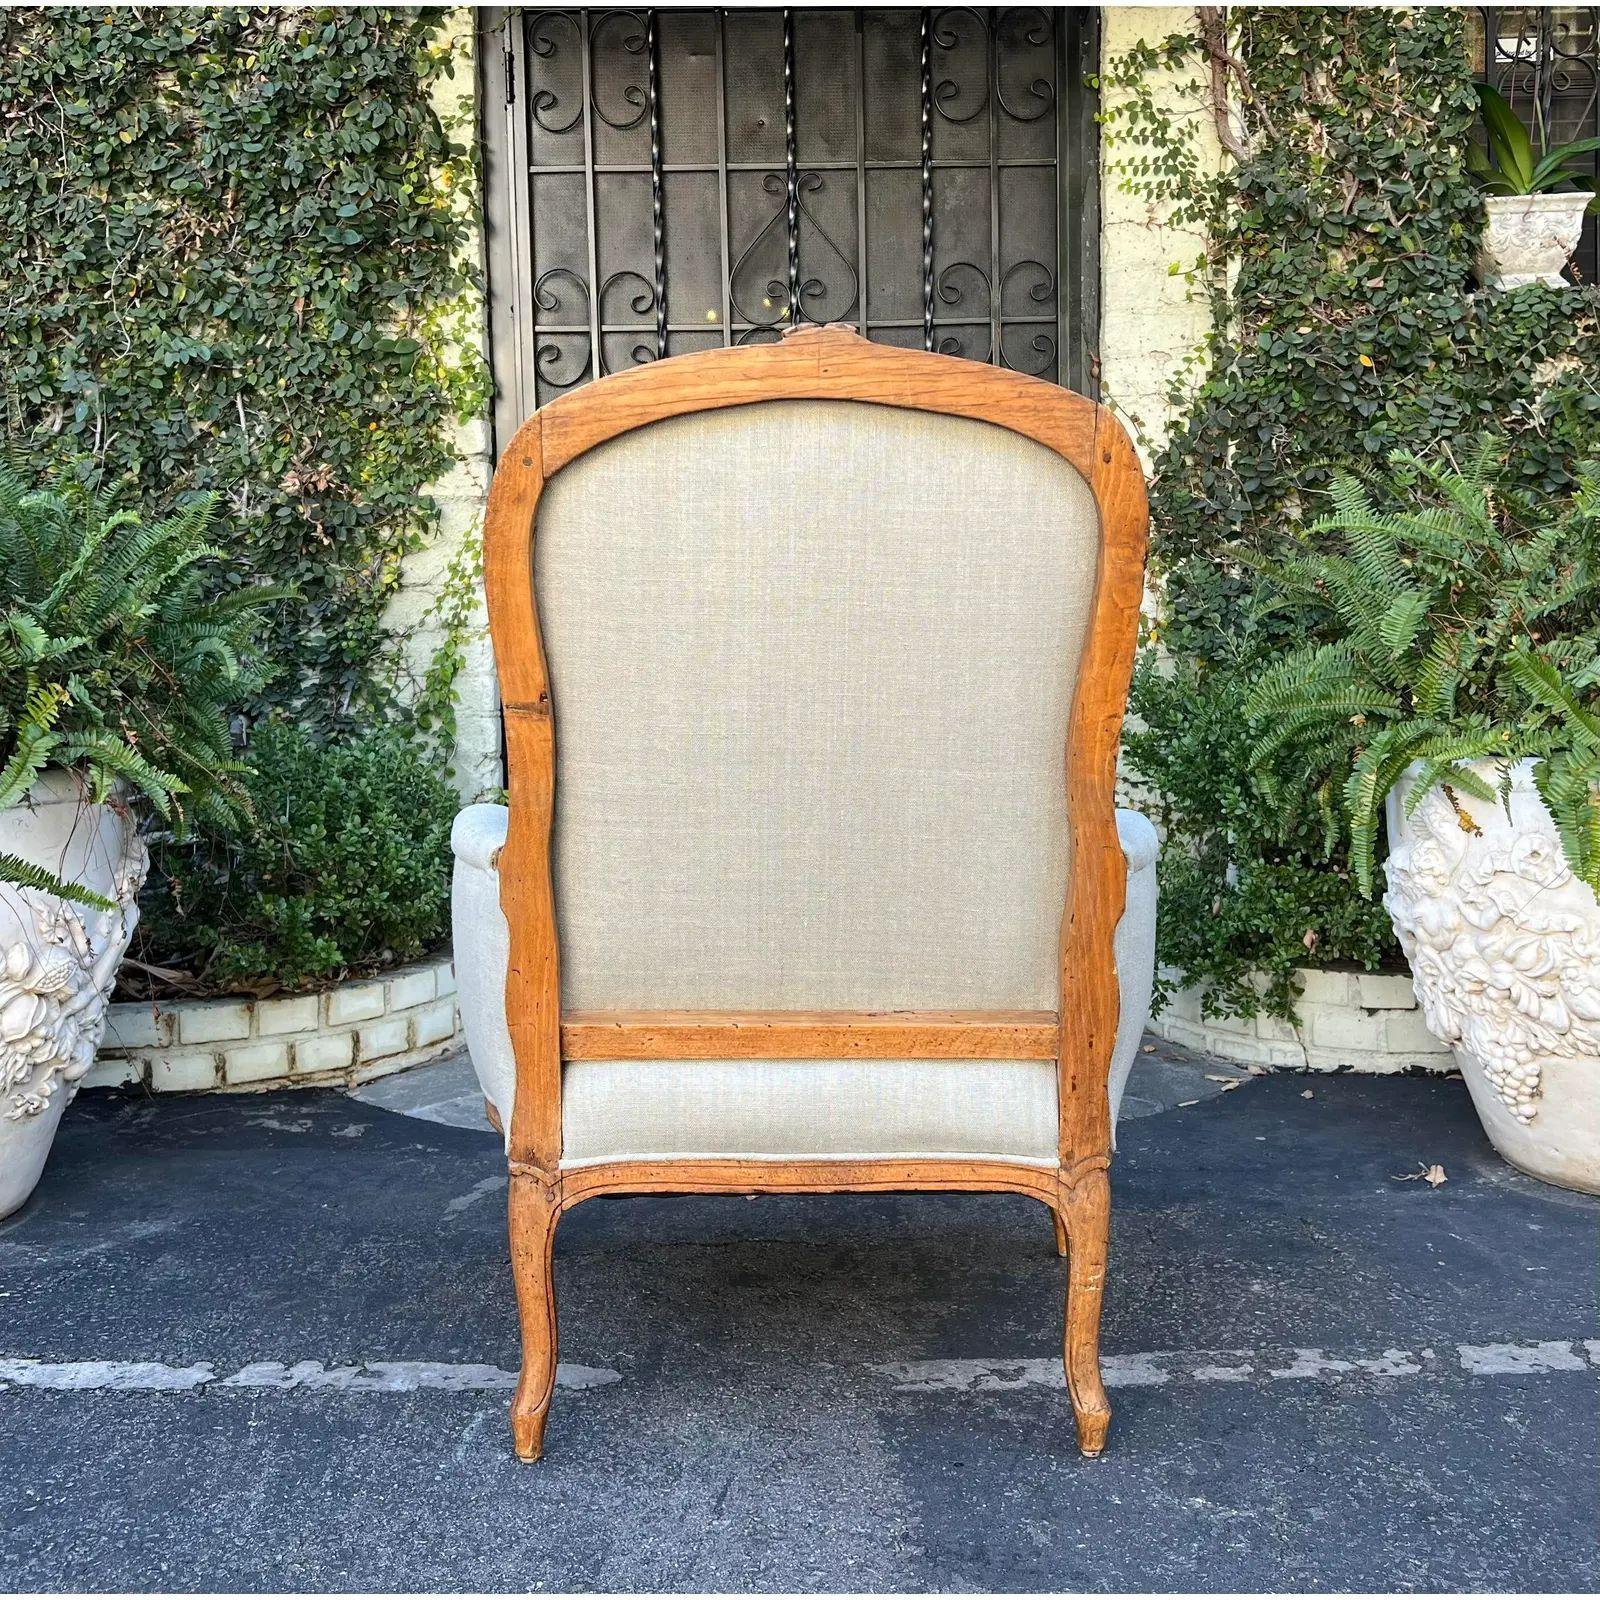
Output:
top-left (0, 6), bottom-right (487, 736)
top-left (1103, 7), bottom-right (1600, 1020)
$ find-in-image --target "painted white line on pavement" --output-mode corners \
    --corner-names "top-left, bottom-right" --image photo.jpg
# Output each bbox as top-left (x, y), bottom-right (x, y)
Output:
top-left (874, 1340), bottom-right (1600, 1391)
top-left (0, 1358), bottom-right (620, 1393)
top-left (3, 1341), bottom-right (1595, 1397)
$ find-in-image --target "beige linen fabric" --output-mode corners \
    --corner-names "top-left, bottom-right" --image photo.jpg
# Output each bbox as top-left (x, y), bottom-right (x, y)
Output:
top-left (534, 398), bottom-right (1100, 1015)
top-left (560, 1058), bottom-right (1059, 1166)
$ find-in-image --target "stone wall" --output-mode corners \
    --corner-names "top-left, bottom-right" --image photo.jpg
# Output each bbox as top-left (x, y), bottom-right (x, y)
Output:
top-left (1148, 968), bottom-right (1455, 1074)
top-left (88, 956), bottom-right (460, 1095)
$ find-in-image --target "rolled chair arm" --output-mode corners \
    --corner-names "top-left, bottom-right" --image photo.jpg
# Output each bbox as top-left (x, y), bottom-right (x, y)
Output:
top-left (451, 803), bottom-right (508, 873)
top-left (452, 803), bottom-right (1159, 1151)
top-left (1109, 808), bottom-right (1160, 1145)
top-left (452, 805), bottom-right (516, 1137)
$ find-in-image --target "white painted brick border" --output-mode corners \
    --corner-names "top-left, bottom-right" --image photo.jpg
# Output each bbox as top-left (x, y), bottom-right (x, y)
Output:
top-left (1147, 965), bottom-right (1455, 1075)
top-left (89, 954), bottom-right (461, 1095)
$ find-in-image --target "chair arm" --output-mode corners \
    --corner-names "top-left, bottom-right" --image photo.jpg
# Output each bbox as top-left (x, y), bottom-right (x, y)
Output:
top-left (451, 803), bottom-right (508, 872)
top-left (1109, 808), bottom-right (1160, 1145)
top-left (452, 804), bottom-right (516, 1142)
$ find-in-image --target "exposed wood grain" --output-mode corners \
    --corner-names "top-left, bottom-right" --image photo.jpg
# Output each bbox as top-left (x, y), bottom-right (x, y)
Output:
top-left (481, 410), bottom-right (561, 1174)
top-left (507, 1173), bottom-right (561, 1462)
top-left (1056, 404), bottom-right (1148, 1179)
top-left (479, 323), bottom-right (1149, 1461)
top-left (538, 324), bottom-right (1101, 483)
top-left (560, 1010), bottom-right (1058, 1060)
top-left (552, 1156), bottom-right (1063, 1209)
top-left (1061, 1166), bottom-right (1113, 1456)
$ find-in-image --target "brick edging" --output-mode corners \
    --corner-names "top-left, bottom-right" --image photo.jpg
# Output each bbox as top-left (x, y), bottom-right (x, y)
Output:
top-left (89, 954), bottom-right (460, 1094)
top-left (1147, 965), bottom-right (1455, 1074)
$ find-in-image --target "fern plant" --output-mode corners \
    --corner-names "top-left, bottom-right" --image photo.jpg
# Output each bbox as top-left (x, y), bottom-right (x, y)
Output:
top-left (1243, 446), bottom-right (1600, 897)
top-left (0, 460), bottom-right (287, 902)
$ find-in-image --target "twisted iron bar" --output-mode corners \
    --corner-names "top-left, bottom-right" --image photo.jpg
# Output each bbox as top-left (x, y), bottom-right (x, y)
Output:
top-left (647, 11), bottom-right (667, 359)
top-left (783, 9), bottom-right (801, 325)
top-left (920, 9), bottom-right (934, 351)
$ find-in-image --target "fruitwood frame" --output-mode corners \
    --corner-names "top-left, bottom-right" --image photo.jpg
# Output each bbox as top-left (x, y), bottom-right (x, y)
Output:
top-left (482, 324), bottom-right (1148, 1461)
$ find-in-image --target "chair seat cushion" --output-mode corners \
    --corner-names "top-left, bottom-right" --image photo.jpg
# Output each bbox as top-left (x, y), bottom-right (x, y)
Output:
top-left (559, 1058), bottom-right (1058, 1168)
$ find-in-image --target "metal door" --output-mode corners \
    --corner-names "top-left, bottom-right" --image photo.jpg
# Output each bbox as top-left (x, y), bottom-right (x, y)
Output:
top-left (481, 8), bottom-right (1100, 444)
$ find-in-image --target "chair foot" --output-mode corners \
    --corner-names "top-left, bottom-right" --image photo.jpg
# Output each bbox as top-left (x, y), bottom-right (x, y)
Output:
top-left (1075, 1405), bottom-right (1112, 1458)
top-left (511, 1405), bottom-right (549, 1462)
top-left (1061, 1167), bottom-right (1112, 1459)
top-left (508, 1172), bottom-right (561, 1462)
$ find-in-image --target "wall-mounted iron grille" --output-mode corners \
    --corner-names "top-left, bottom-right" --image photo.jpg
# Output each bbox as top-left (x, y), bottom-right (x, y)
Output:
top-left (482, 8), bottom-right (1098, 439)
top-left (1473, 7), bottom-right (1599, 283)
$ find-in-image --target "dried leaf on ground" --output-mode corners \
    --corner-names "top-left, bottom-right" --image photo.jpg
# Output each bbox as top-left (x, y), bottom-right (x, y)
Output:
top-left (1393, 1163), bottom-right (1448, 1186)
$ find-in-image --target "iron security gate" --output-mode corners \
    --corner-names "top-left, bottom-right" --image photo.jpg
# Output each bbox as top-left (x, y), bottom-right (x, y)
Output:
top-left (1473, 7), bottom-right (1600, 283)
top-left (480, 8), bottom-right (1099, 444)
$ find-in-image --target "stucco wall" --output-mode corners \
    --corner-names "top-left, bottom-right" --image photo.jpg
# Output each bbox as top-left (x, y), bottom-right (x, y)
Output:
top-left (384, 11), bottom-right (501, 799)
top-left (1098, 7), bottom-right (1220, 471)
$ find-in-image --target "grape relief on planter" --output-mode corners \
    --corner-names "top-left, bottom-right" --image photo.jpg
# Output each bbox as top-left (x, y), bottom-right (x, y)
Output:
top-left (0, 847), bottom-right (148, 1120)
top-left (1384, 783), bottom-right (1600, 1123)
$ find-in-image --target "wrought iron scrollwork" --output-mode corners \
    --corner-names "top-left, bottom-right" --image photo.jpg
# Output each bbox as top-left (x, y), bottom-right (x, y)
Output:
top-left (995, 8), bottom-right (1055, 123)
top-left (937, 261), bottom-right (991, 312)
top-left (532, 268), bottom-right (594, 389)
top-left (730, 171), bottom-right (859, 332)
top-left (1001, 258), bottom-right (1055, 312)
top-left (527, 12), bottom-right (583, 136)
top-left (589, 10), bottom-right (650, 131)
top-left (598, 270), bottom-right (655, 320)
top-left (795, 175), bottom-right (861, 324)
top-left (934, 263), bottom-right (991, 362)
top-left (515, 7), bottom-right (1089, 401)
top-left (929, 8), bottom-right (990, 125)
top-left (729, 174), bottom-right (796, 330)
top-left (533, 266), bottom-right (589, 319)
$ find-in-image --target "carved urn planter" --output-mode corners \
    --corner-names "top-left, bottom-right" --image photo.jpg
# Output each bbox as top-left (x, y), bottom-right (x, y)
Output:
top-left (0, 771), bottom-right (147, 1218)
top-left (1384, 760), bottom-right (1600, 1193)
top-left (1476, 192), bottom-right (1591, 289)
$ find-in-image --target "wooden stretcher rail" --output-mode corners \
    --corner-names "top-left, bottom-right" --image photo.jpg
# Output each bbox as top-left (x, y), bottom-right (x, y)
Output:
top-left (559, 1009), bottom-right (1060, 1060)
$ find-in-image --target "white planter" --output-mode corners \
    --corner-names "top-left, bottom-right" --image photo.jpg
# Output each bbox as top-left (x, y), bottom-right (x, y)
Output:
top-left (1476, 192), bottom-right (1591, 289)
top-left (0, 771), bottom-right (147, 1218)
top-left (1384, 759), bottom-right (1600, 1193)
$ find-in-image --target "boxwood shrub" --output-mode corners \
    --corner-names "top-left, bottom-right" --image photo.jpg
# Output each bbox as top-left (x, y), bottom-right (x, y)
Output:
top-left (131, 721), bottom-right (457, 996)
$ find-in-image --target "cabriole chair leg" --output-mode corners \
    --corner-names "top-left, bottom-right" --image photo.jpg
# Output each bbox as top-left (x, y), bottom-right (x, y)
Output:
top-left (1061, 1169), bottom-right (1112, 1457)
top-left (1050, 1203), bottom-right (1069, 1258)
top-left (508, 1173), bottom-right (561, 1461)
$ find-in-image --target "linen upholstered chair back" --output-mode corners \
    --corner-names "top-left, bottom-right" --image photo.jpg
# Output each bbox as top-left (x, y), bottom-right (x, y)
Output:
top-left (539, 397), bottom-right (1096, 1014)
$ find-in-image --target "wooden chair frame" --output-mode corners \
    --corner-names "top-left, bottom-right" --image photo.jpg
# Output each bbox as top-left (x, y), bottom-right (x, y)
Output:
top-left (482, 324), bottom-right (1149, 1460)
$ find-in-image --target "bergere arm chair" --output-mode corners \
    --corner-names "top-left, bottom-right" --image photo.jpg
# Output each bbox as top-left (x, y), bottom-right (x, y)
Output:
top-left (452, 325), bottom-right (1155, 1461)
